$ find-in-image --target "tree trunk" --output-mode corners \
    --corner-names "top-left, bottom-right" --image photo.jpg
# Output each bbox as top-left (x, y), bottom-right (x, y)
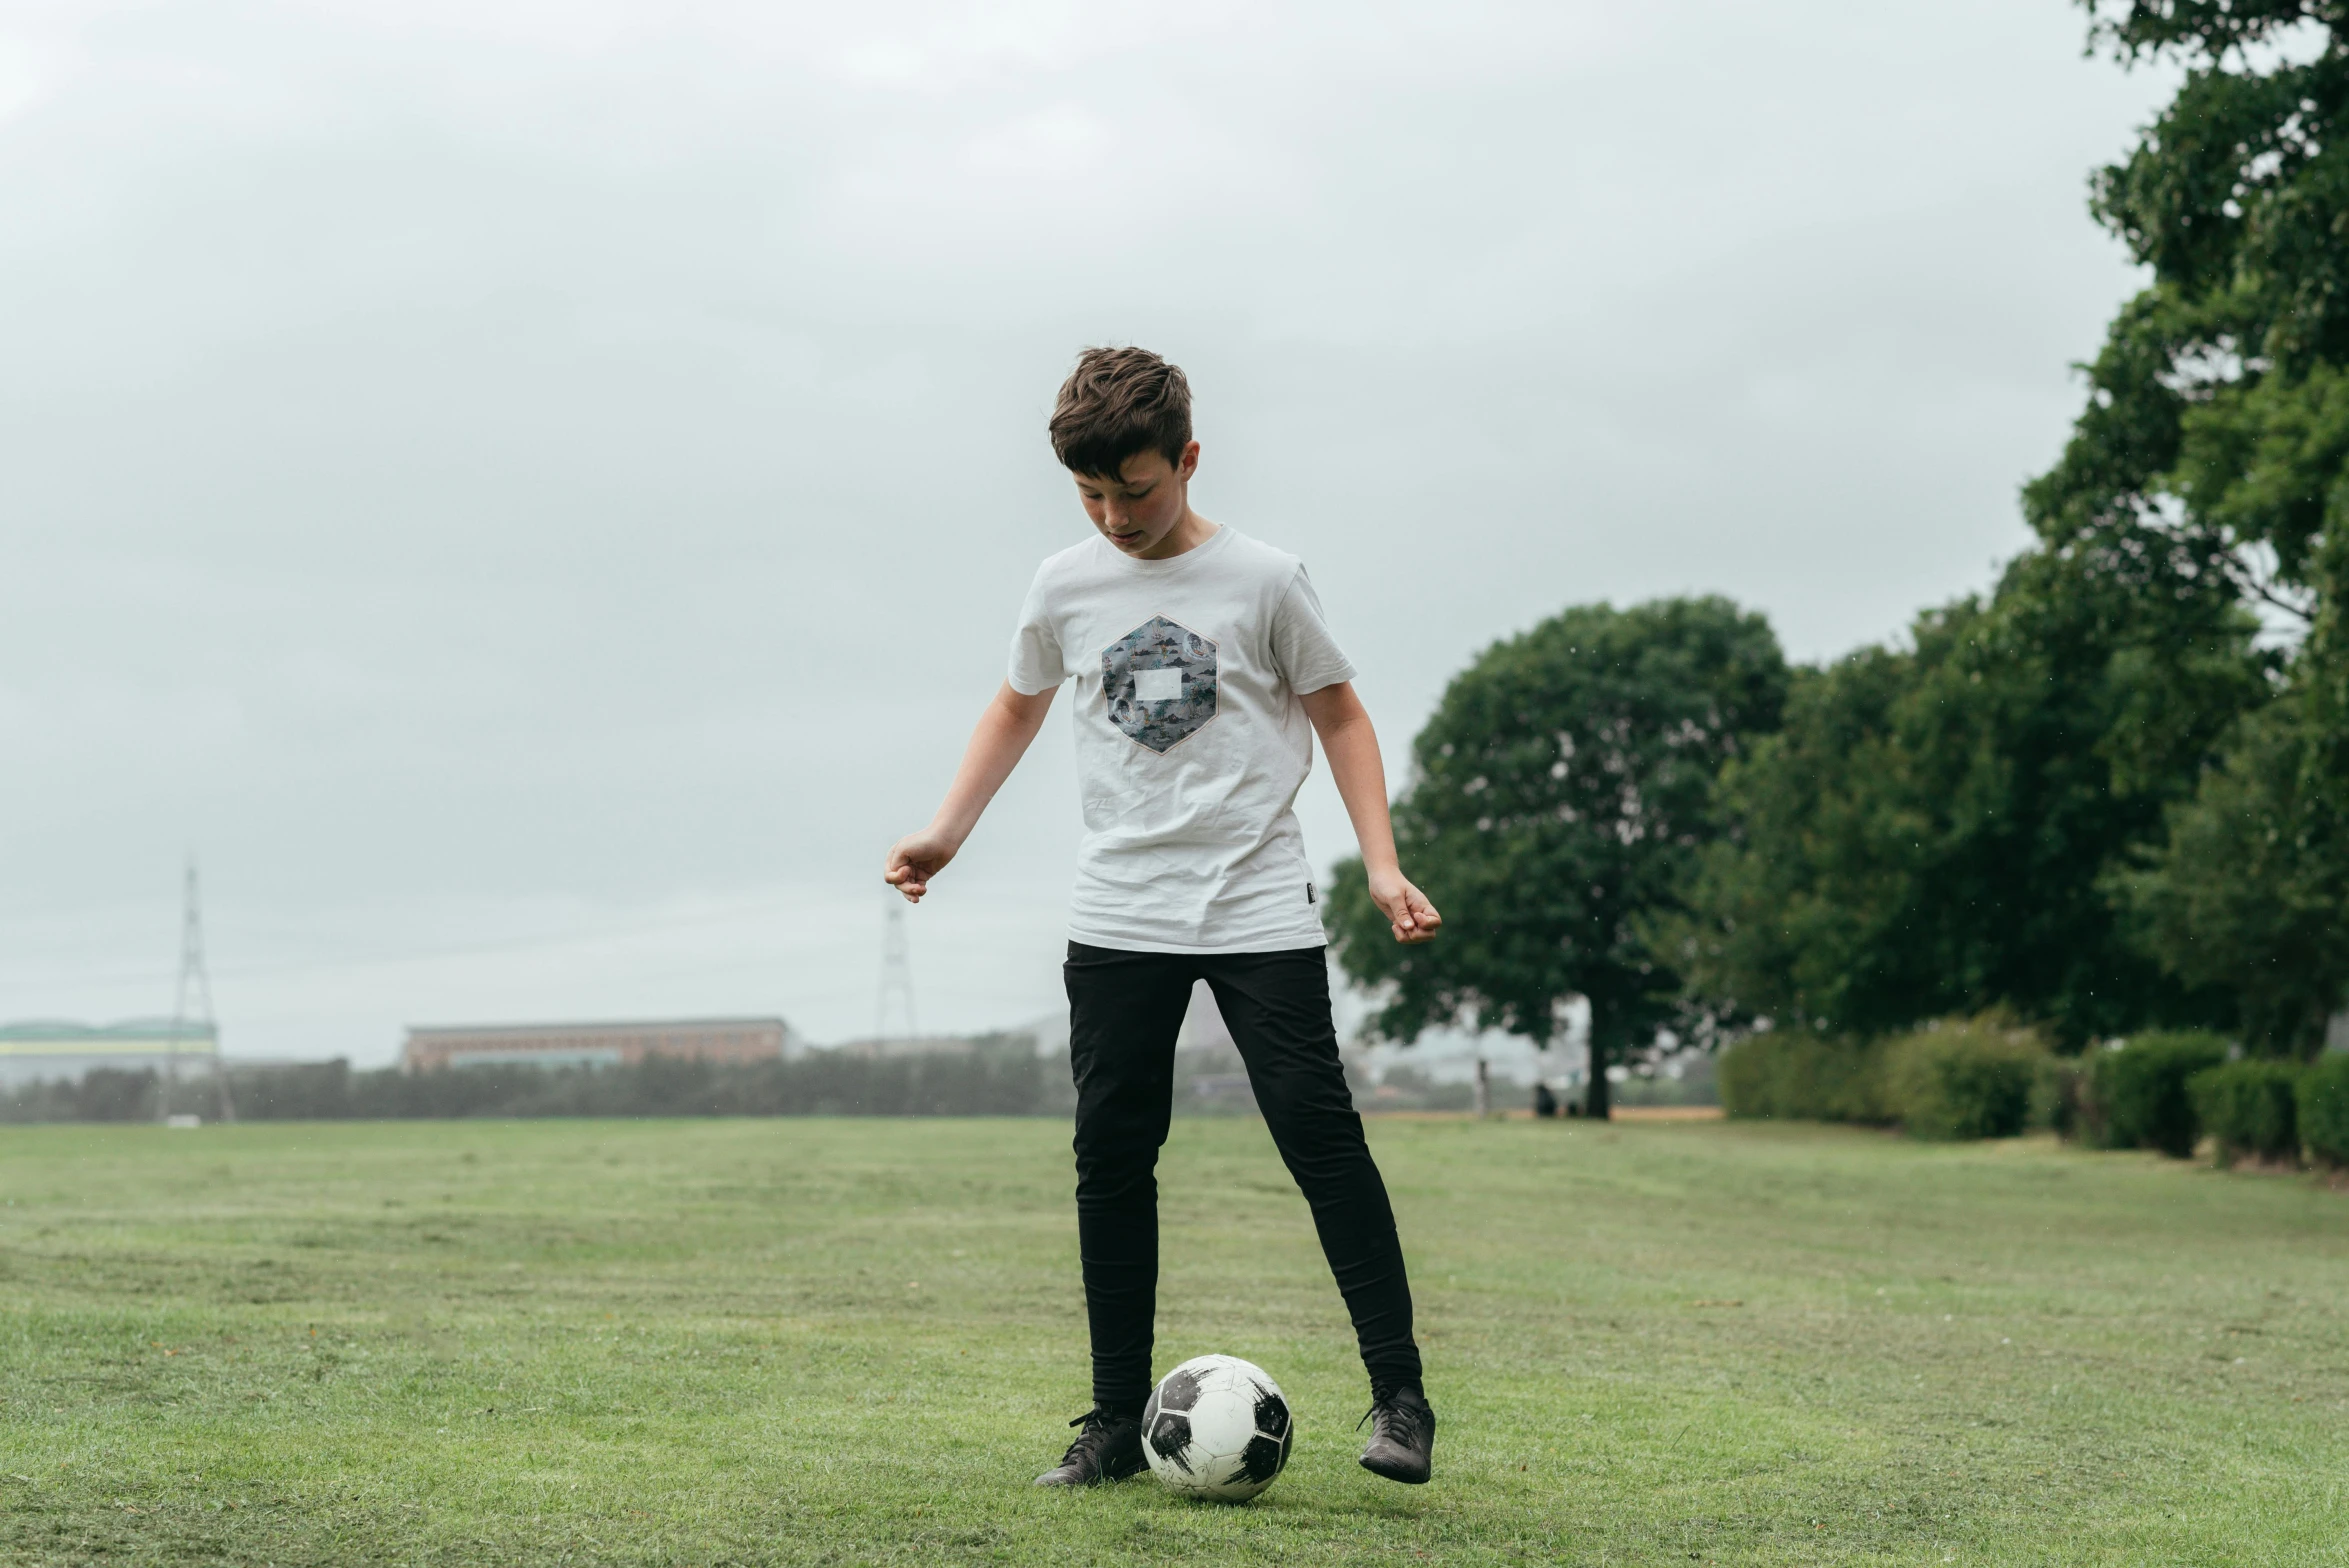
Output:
top-left (1585, 1035), bottom-right (1611, 1120)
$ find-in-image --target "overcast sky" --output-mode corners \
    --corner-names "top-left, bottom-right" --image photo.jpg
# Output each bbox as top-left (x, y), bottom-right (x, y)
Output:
top-left (1, 1), bottom-right (2173, 1063)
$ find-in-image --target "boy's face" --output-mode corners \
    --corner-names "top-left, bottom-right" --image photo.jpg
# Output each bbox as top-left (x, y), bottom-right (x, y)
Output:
top-left (1073, 442), bottom-right (1201, 558)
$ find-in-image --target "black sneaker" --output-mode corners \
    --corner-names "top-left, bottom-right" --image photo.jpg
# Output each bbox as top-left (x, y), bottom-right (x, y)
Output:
top-left (1033, 1409), bottom-right (1147, 1487)
top-left (1357, 1384), bottom-right (1436, 1484)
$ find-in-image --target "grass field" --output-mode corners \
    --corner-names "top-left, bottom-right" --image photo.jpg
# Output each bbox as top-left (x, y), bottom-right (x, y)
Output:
top-left (3, 1116), bottom-right (2346, 1566)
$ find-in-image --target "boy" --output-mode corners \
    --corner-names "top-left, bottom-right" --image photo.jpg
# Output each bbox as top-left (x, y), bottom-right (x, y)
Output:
top-left (882, 347), bottom-right (1442, 1487)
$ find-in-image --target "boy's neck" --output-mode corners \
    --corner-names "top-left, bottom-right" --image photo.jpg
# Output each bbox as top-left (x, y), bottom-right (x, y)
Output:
top-left (1131, 509), bottom-right (1219, 561)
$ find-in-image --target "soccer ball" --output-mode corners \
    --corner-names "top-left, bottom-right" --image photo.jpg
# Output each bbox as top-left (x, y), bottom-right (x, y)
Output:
top-left (1141, 1354), bottom-right (1295, 1502)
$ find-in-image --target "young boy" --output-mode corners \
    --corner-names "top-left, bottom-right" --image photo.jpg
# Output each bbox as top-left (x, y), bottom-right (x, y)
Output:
top-left (883, 347), bottom-right (1442, 1487)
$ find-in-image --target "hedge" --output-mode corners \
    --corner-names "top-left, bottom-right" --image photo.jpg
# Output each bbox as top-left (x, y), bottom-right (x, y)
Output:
top-left (2300, 1054), bottom-right (2349, 1167)
top-left (1883, 1020), bottom-right (2047, 1141)
top-left (1720, 1019), bottom-right (2049, 1139)
top-left (1718, 1030), bottom-right (1890, 1123)
top-left (2187, 1060), bottom-right (2302, 1166)
top-left (2088, 1032), bottom-right (2230, 1157)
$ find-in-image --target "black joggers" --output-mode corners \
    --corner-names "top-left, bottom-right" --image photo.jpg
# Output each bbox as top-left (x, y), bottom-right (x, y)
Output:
top-left (1063, 941), bottom-right (1423, 1413)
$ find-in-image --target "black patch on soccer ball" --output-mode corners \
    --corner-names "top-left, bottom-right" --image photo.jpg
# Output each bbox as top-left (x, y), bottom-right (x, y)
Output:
top-left (1155, 1368), bottom-right (1203, 1413)
top-left (1251, 1381), bottom-right (1290, 1441)
top-left (1234, 1434), bottom-right (1287, 1486)
top-left (1149, 1412), bottom-right (1195, 1473)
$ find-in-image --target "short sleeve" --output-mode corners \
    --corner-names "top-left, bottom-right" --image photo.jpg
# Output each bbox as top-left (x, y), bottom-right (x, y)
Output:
top-left (1270, 564), bottom-right (1357, 694)
top-left (1006, 563), bottom-right (1066, 695)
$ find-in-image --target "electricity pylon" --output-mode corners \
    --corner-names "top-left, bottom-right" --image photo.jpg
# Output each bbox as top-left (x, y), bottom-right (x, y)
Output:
top-left (163, 859), bottom-right (233, 1123)
top-left (875, 900), bottom-right (918, 1043)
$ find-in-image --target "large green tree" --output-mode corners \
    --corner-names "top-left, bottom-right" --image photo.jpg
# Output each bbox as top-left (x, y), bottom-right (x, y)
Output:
top-left (2123, 696), bottom-right (2349, 1048)
top-left (2030, 2), bottom-right (2349, 1052)
top-left (1325, 598), bottom-right (1786, 1119)
top-left (1670, 550), bottom-right (2259, 1049)
top-left (1675, 4), bottom-right (2345, 1052)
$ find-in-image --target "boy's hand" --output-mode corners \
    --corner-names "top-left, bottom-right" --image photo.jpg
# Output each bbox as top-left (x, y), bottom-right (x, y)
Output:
top-left (884, 828), bottom-right (960, 903)
top-left (882, 682), bottom-right (1054, 907)
top-left (1367, 868), bottom-right (1442, 944)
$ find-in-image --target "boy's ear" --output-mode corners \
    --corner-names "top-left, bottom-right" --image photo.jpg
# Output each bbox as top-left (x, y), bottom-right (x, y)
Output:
top-left (1177, 440), bottom-right (1201, 480)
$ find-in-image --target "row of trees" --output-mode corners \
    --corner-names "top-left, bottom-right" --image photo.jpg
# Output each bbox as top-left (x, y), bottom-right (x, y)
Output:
top-left (1328, 3), bottom-right (2348, 1103)
top-left (2, 1035), bottom-right (1370, 1123)
top-left (0, 1040), bottom-right (1066, 1123)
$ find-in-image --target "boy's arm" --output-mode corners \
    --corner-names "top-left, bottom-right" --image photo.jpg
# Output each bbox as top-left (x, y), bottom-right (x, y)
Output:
top-left (1298, 681), bottom-right (1442, 945)
top-left (884, 681), bottom-right (1058, 902)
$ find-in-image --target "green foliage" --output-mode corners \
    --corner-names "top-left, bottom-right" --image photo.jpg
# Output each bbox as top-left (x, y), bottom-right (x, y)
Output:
top-left (2123, 694), bottom-right (2349, 1053)
top-left (0, 1067), bottom-right (161, 1122)
top-left (1327, 597), bottom-right (1786, 1117)
top-left (2187, 1059), bottom-right (2303, 1166)
top-left (2030, 4), bottom-right (2349, 1048)
top-left (1673, 559), bottom-right (2256, 1048)
top-left (1882, 1020), bottom-right (2049, 1142)
top-left (1675, 3), bottom-right (2349, 1053)
top-left (1717, 1030), bottom-right (1890, 1124)
top-left (2088, 1031), bottom-right (2231, 1157)
top-left (2112, 306), bottom-right (2349, 1056)
top-left (2298, 1053), bottom-right (2349, 1166)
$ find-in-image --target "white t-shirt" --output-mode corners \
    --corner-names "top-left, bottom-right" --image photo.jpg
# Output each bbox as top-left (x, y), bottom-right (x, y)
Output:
top-left (1007, 525), bottom-right (1357, 953)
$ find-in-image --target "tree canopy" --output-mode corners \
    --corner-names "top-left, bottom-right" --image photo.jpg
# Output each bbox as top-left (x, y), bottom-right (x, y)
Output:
top-left (2031, 0), bottom-right (2348, 628)
top-left (1671, 4), bottom-right (2349, 1055)
top-left (1325, 597), bottom-right (1786, 1117)
top-left (2031, 0), bottom-right (2349, 1050)
top-left (1669, 551), bottom-right (2259, 1050)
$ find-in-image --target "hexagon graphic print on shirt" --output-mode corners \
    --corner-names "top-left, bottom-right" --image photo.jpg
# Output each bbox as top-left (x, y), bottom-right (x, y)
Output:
top-left (1103, 616), bottom-right (1219, 755)
top-left (1006, 526), bottom-right (1357, 953)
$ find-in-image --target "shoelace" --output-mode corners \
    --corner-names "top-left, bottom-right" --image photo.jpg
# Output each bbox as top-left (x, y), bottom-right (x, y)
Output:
top-left (1356, 1396), bottom-right (1431, 1449)
top-left (1057, 1410), bottom-right (1117, 1466)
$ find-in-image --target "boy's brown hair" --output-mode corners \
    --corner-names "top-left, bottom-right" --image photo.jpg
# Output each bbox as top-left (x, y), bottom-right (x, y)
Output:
top-left (1049, 346), bottom-right (1192, 480)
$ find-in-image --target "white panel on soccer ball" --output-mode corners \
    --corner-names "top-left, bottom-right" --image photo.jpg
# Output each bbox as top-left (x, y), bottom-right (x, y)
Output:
top-left (1186, 1364), bottom-right (1256, 1454)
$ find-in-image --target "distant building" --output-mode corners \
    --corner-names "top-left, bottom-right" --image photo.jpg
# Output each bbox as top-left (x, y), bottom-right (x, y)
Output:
top-left (0, 1019), bottom-right (222, 1087)
top-left (400, 1017), bottom-right (794, 1073)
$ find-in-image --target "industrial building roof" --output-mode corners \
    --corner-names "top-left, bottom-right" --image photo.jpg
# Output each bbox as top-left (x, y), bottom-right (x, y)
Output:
top-left (0, 1019), bottom-right (219, 1054)
top-left (403, 1016), bottom-right (788, 1038)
